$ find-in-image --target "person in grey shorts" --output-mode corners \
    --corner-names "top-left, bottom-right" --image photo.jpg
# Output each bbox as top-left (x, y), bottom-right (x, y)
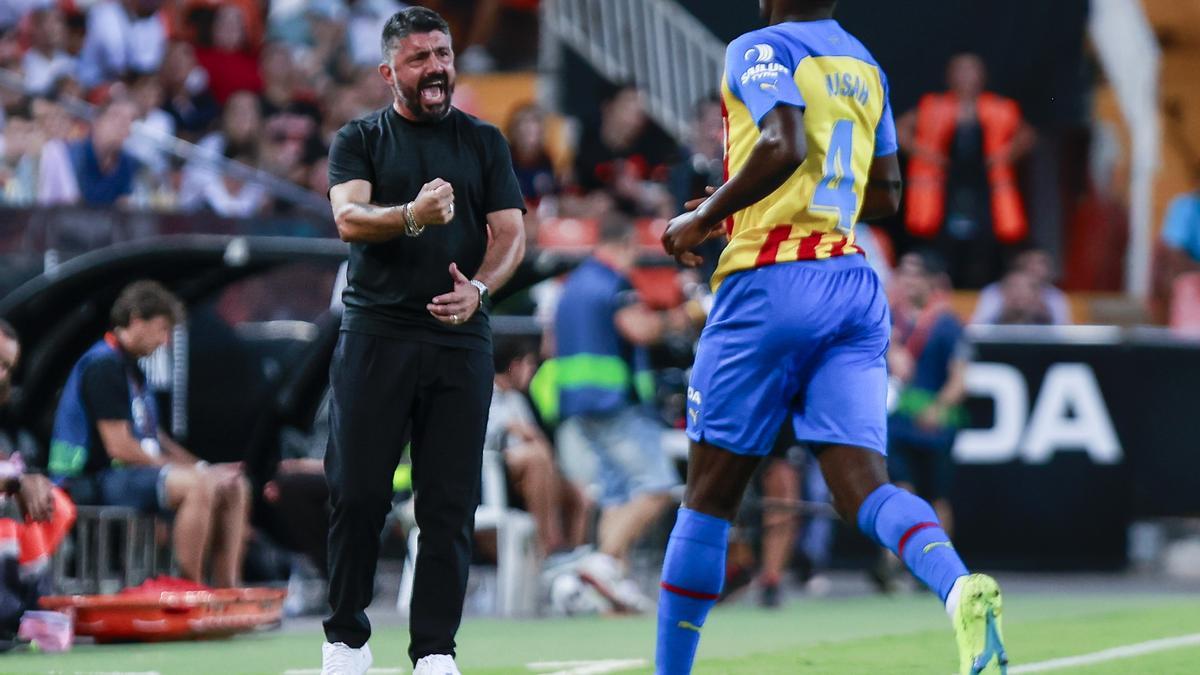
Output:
top-left (551, 212), bottom-right (684, 612)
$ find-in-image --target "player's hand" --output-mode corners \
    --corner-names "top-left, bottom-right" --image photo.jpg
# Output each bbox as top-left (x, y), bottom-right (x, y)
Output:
top-left (17, 474), bottom-right (54, 522)
top-left (663, 187), bottom-right (720, 268)
top-left (428, 263), bottom-right (480, 325)
top-left (411, 178), bottom-right (456, 226)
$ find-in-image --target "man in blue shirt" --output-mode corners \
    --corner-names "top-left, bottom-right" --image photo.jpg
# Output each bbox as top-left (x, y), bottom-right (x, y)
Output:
top-left (68, 99), bottom-right (140, 207)
top-left (552, 211), bottom-right (682, 612)
top-left (50, 281), bottom-right (250, 586)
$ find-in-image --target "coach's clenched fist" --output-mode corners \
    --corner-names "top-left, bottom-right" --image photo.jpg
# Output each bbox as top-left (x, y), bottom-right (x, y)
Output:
top-left (412, 178), bottom-right (456, 225)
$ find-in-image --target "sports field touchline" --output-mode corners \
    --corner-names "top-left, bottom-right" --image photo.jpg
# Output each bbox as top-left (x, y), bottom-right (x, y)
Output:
top-left (974, 632), bottom-right (1200, 675)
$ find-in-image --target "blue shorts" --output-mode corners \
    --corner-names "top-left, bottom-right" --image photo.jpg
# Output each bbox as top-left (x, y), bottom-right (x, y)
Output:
top-left (97, 465), bottom-right (171, 515)
top-left (687, 255), bottom-right (890, 456)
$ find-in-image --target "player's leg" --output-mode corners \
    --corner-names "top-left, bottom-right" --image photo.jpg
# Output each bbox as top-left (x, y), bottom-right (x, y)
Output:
top-left (657, 440), bottom-right (761, 675)
top-left (796, 261), bottom-right (1005, 674)
top-left (323, 333), bottom-right (415, 653)
top-left (658, 265), bottom-right (806, 674)
top-left (406, 344), bottom-right (492, 666)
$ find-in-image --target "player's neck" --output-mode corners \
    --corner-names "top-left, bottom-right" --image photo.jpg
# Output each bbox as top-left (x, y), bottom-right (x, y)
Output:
top-left (770, 9), bottom-right (835, 25)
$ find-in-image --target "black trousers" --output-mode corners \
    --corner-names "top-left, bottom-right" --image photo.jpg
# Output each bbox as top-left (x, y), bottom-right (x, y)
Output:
top-left (322, 331), bottom-right (493, 663)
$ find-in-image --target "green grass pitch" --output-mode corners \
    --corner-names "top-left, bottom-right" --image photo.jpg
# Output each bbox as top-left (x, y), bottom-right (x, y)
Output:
top-left (3, 591), bottom-right (1199, 673)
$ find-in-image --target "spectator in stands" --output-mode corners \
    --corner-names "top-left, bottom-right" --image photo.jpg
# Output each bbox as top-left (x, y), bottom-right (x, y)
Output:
top-left (488, 338), bottom-right (590, 557)
top-left (881, 251), bottom-right (968, 589)
top-left (0, 105), bottom-right (39, 206)
top-left (669, 95), bottom-right (725, 282)
top-left (68, 98), bottom-right (140, 207)
top-left (1161, 184), bottom-right (1200, 277)
top-left (49, 281), bottom-right (252, 587)
top-left (897, 53), bottom-right (1035, 289)
top-left (76, 0), bottom-right (168, 91)
top-left (505, 103), bottom-right (559, 206)
top-left (346, 0), bottom-right (408, 67)
top-left (573, 84), bottom-right (677, 217)
top-left (550, 212), bottom-right (683, 612)
top-left (990, 269), bottom-right (1055, 326)
top-left (180, 90), bottom-right (261, 210)
top-left (22, 7), bottom-right (76, 97)
top-left (972, 248), bottom-right (1070, 325)
top-left (200, 146), bottom-right (268, 217)
top-left (125, 72), bottom-right (176, 178)
top-left (159, 40), bottom-right (220, 140)
top-left (193, 4), bottom-right (263, 105)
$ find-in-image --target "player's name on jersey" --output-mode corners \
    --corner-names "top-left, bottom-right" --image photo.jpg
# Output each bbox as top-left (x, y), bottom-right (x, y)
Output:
top-left (825, 72), bottom-right (871, 105)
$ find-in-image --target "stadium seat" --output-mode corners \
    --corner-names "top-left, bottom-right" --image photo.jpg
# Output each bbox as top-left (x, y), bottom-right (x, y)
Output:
top-left (51, 506), bottom-right (162, 595)
top-left (536, 218), bottom-right (599, 253)
top-left (396, 450), bottom-right (540, 618)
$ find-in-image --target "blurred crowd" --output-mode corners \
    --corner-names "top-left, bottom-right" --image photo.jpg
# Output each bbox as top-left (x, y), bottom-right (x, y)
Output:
top-left (0, 0), bottom-right (537, 215)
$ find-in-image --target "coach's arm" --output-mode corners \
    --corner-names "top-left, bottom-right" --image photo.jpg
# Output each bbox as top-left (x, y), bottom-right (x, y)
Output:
top-left (330, 178), bottom-right (455, 243)
top-left (860, 153), bottom-right (902, 220)
top-left (662, 105), bottom-right (807, 266)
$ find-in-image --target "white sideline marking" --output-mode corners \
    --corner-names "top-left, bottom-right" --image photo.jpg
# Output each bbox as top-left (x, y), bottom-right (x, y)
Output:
top-left (528, 659), bottom-right (647, 675)
top-left (994, 632), bottom-right (1200, 674)
top-left (284, 669), bottom-right (404, 674)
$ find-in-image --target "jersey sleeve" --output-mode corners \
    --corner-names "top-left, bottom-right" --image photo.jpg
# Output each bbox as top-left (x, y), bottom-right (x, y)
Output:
top-left (874, 71), bottom-right (899, 156)
top-left (725, 31), bottom-right (807, 127)
top-left (327, 122), bottom-right (374, 191)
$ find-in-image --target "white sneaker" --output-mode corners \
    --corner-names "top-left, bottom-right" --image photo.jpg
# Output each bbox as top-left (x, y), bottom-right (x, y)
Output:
top-left (321, 642), bottom-right (372, 675)
top-left (414, 654), bottom-right (461, 675)
top-left (577, 553), bottom-right (650, 614)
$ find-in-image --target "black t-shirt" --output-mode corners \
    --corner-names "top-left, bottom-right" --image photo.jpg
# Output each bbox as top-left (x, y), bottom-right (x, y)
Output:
top-left (80, 351), bottom-right (143, 473)
top-left (327, 105), bottom-right (526, 351)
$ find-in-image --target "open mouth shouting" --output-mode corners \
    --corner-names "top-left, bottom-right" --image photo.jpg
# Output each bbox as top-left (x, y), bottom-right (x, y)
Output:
top-left (418, 76), bottom-right (449, 109)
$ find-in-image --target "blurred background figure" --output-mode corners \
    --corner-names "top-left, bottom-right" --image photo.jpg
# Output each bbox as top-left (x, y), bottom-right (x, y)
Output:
top-left (972, 248), bottom-right (1071, 325)
top-left (551, 213), bottom-right (683, 613)
top-left (898, 53), bottom-right (1035, 289)
top-left (881, 251), bottom-right (968, 590)
top-left (505, 103), bottom-right (560, 208)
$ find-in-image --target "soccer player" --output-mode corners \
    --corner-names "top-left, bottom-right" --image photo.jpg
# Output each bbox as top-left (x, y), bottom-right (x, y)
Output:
top-left (657, 2), bottom-right (1007, 674)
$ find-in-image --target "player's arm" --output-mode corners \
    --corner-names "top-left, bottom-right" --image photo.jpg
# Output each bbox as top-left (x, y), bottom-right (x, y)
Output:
top-left (662, 97), bottom-right (808, 266)
top-left (688, 105), bottom-right (807, 228)
top-left (860, 153), bottom-right (902, 220)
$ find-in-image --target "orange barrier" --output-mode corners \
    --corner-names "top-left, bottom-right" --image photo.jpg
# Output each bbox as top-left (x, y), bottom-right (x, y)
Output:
top-left (41, 585), bottom-right (286, 643)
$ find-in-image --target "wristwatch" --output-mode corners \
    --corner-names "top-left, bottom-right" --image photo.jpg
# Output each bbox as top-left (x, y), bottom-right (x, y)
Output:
top-left (469, 279), bottom-right (489, 306)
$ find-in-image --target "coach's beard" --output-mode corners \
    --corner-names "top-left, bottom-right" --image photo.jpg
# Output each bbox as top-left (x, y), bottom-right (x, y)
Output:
top-left (398, 74), bottom-right (454, 122)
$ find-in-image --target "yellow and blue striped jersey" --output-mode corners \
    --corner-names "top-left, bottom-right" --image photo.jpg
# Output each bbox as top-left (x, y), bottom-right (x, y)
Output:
top-left (713, 19), bottom-right (898, 289)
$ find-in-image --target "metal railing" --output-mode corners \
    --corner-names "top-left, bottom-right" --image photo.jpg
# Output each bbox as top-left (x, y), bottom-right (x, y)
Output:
top-left (0, 68), bottom-right (331, 217)
top-left (541, 0), bottom-right (725, 144)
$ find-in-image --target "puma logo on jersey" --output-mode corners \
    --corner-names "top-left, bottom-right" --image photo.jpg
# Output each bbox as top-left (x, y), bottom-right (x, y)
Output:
top-left (677, 620), bottom-right (703, 633)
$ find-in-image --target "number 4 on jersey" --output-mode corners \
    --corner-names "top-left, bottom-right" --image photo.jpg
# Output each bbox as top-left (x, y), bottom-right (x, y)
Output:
top-left (810, 119), bottom-right (857, 234)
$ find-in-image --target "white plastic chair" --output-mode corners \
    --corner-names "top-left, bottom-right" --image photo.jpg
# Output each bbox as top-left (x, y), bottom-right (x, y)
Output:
top-left (396, 450), bottom-right (541, 617)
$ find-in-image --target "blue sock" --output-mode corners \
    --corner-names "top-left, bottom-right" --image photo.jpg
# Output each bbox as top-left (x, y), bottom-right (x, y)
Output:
top-left (857, 484), bottom-right (967, 602)
top-left (656, 508), bottom-right (729, 675)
